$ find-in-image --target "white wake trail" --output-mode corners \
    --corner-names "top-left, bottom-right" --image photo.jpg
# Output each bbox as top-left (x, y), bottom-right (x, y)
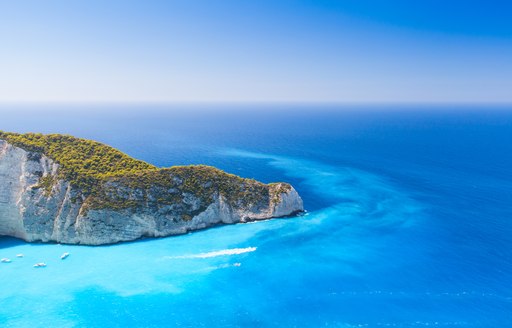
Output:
top-left (164, 247), bottom-right (257, 259)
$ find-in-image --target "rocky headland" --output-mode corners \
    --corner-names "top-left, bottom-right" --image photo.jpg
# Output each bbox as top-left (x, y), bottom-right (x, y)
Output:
top-left (0, 132), bottom-right (303, 245)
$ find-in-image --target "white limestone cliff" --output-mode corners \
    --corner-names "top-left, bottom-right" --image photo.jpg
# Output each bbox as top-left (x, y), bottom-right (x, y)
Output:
top-left (0, 140), bottom-right (303, 245)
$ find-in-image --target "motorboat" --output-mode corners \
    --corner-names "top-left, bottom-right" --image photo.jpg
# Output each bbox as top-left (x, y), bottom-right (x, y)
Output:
top-left (61, 252), bottom-right (70, 260)
top-left (1, 258), bottom-right (11, 263)
top-left (16, 254), bottom-right (24, 258)
top-left (33, 263), bottom-right (47, 268)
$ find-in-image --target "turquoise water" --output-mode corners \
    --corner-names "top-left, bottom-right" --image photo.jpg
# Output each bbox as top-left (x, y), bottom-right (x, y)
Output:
top-left (1, 106), bottom-right (511, 327)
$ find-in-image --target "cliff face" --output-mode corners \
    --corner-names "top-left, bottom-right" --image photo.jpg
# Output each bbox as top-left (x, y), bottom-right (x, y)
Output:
top-left (0, 139), bottom-right (303, 245)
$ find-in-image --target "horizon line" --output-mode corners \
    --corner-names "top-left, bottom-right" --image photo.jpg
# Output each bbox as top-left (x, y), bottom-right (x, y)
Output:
top-left (1, 100), bottom-right (512, 107)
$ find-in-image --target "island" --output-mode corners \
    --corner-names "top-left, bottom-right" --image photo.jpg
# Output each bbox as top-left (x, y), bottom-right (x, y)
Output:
top-left (0, 132), bottom-right (303, 245)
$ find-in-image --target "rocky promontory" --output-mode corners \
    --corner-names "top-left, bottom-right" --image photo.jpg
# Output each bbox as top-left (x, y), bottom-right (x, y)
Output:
top-left (0, 132), bottom-right (303, 245)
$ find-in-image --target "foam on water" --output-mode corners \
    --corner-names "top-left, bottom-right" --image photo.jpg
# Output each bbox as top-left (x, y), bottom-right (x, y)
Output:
top-left (223, 149), bottom-right (424, 263)
top-left (163, 247), bottom-right (257, 259)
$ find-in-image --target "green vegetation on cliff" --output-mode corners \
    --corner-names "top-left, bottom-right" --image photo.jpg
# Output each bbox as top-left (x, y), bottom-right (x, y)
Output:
top-left (86, 165), bottom-right (272, 215)
top-left (0, 131), bottom-right (157, 193)
top-left (0, 131), bottom-right (290, 213)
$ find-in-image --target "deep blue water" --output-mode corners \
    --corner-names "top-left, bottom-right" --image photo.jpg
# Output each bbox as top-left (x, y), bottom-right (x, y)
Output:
top-left (1, 105), bottom-right (511, 327)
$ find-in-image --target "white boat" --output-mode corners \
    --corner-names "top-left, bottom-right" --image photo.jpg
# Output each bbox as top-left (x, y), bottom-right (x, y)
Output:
top-left (33, 262), bottom-right (47, 268)
top-left (60, 252), bottom-right (70, 260)
top-left (1, 258), bottom-right (11, 263)
top-left (16, 254), bottom-right (24, 258)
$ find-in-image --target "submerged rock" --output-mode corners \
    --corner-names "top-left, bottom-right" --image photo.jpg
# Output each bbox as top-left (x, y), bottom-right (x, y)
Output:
top-left (0, 133), bottom-right (303, 245)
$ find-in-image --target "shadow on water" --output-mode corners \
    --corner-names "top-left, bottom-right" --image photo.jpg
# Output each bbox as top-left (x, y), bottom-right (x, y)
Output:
top-left (0, 236), bottom-right (29, 249)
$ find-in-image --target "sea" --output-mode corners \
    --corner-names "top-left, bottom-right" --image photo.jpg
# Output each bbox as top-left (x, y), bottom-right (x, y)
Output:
top-left (0, 105), bottom-right (511, 327)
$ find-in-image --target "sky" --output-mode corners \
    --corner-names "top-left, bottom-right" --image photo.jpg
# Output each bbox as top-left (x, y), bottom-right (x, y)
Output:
top-left (0, 0), bottom-right (511, 104)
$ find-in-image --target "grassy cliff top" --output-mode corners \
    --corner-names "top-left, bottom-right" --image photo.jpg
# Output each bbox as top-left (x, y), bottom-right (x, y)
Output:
top-left (0, 132), bottom-right (157, 190)
top-left (0, 132), bottom-right (290, 210)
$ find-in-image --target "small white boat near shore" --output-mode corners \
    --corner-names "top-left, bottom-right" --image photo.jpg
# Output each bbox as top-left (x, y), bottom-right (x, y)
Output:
top-left (60, 252), bottom-right (70, 260)
top-left (33, 262), bottom-right (47, 268)
top-left (1, 258), bottom-right (11, 263)
top-left (16, 254), bottom-right (24, 258)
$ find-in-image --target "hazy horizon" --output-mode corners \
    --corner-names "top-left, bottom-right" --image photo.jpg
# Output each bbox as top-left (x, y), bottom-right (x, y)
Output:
top-left (1, 1), bottom-right (511, 104)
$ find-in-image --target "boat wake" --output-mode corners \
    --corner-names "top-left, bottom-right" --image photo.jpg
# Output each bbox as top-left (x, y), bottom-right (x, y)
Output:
top-left (164, 247), bottom-right (257, 260)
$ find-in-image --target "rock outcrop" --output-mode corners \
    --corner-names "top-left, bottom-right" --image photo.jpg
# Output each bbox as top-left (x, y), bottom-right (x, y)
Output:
top-left (0, 137), bottom-right (303, 245)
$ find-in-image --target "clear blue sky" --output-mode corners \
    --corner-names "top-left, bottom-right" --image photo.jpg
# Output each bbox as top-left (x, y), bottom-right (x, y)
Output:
top-left (1, 0), bottom-right (511, 103)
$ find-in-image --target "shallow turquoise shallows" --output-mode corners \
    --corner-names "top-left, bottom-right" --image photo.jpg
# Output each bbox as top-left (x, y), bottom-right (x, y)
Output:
top-left (1, 106), bottom-right (511, 327)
